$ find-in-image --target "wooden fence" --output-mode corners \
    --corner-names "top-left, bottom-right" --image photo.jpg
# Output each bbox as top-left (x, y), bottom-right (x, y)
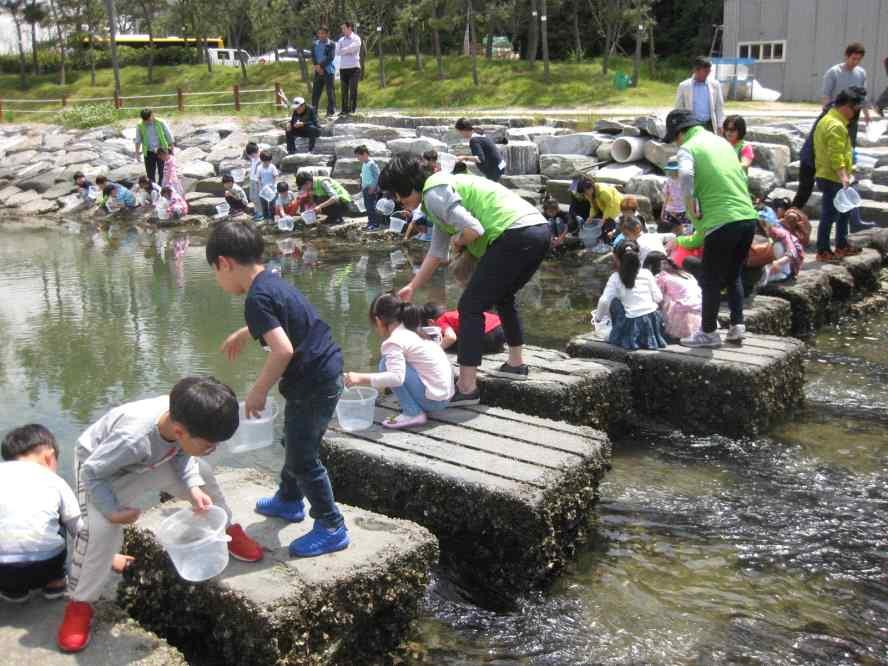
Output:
top-left (0, 83), bottom-right (289, 119)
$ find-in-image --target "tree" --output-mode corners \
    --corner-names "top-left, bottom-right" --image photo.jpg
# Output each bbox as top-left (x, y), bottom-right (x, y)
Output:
top-left (23, 1), bottom-right (47, 76)
top-left (626, 0), bottom-right (653, 87)
top-left (539, 0), bottom-right (549, 82)
top-left (46, 0), bottom-right (67, 85)
top-left (467, 0), bottom-right (478, 85)
top-left (103, 0), bottom-right (122, 96)
top-left (571, 0), bottom-right (582, 61)
top-left (589, 0), bottom-right (631, 75)
top-left (526, 0), bottom-right (538, 67)
top-left (2, 0), bottom-right (29, 89)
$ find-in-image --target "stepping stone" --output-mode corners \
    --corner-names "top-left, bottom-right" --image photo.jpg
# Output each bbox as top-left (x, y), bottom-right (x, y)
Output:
top-left (566, 332), bottom-right (805, 437)
top-left (119, 469), bottom-right (437, 665)
top-left (760, 270), bottom-right (833, 335)
top-left (718, 295), bottom-right (792, 336)
top-left (323, 402), bottom-right (610, 597)
top-left (0, 600), bottom-right (186, 665)
top-left (462, 345), bottom-right (633, 433)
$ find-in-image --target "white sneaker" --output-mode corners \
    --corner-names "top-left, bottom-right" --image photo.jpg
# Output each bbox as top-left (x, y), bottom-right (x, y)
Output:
top-left (725, 324), bottom-right (746, 343)
top-left (680, 330), bottom-right (722, 348)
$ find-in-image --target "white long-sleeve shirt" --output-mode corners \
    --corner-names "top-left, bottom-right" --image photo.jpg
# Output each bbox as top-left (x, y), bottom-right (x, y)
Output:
top-left (336, 33), bottom-right (362, 69)
top-left (596, 269), bottom-right (663, 321)
top-left (369, 325), bottom-right (455, 402)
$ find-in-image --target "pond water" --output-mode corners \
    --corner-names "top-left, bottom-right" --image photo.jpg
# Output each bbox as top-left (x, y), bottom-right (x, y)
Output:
top-left (0, 225), bottom-right (885, 665)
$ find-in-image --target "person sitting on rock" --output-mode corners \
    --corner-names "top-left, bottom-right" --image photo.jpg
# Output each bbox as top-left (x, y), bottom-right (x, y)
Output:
top-left (157, 147), bottom-right (183, 197)
top-left (344, 294), bottom-right (454, 429)
top-left (594, 240), bottom-right (667, 350)
top-left (159, 186), bottom-right (188, 219)
top-left (222, 174), bottom-right (251, 215)
top-left (286, 97), bottom-right (321, 154)
top-left (295, 172), bottom-right (351, 225)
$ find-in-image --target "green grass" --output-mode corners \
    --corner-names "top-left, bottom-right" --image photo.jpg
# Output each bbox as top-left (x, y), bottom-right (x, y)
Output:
top-left (0, 55), bottom-right (685, 123)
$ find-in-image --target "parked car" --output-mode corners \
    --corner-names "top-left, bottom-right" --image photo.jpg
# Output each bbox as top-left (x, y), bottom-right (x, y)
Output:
top-left (207, 48), bottom-right (253, 67)
top-left (254, 48), bottom-right (312, 64)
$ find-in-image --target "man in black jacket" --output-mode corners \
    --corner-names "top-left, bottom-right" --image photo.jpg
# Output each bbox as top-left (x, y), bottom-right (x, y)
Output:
top-left (286, 97), bottom-right (321, 154)
top-left (311, 26), bottom-right (336, 117)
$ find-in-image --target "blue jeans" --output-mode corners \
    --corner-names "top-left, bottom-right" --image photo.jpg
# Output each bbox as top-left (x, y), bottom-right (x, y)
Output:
top-left (816, 178), bottom-right (850, 253)
top-left (363, 187), bottom-right (380, 227)
top-left (379, 359), bottom-right (449, 417)
top-left (279, 376), bottom-right (344, 529)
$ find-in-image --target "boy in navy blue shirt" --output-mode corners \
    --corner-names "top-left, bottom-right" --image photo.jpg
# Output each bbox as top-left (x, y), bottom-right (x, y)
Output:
top-left (206, 220), bottom-right (348, 557)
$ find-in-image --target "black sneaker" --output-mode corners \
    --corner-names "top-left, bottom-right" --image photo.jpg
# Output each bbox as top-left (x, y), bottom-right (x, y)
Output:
top-left (490, 363), bottom-right (529, 380)
top-left (0, 588), bottom-right (30, 603)
top-left (449, 388), bottom-right (480, 407)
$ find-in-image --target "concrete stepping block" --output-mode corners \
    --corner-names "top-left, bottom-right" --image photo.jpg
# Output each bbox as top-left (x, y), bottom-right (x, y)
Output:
top-left (566, 332), bottom-right (805, 437)
top-left (322, 402), bottom-right (610, 596)
top-left (460, 345), bottom-right (633, 433)
top-left (0, 600), bottom-right (186, 665)
top-left (760, 270), bottom-right (833, 335)
top-left (718, 295), bottom-right (793, 336)
top-left (119, 469), bottom-right (437, 665)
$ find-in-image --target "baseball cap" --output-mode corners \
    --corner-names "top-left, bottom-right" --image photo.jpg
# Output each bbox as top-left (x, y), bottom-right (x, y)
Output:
top-left (663, 109), bottom-right (702, 143)
top-left (291, 96), bottom-right (305, 108)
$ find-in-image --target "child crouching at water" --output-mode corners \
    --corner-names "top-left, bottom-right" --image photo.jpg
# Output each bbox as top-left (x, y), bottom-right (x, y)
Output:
top-left (345, 294), bottom-right (454, 429)
top-left (595, 240), bottom-right (667, 350)
top-left (420, 302), bottom-right (506, 354)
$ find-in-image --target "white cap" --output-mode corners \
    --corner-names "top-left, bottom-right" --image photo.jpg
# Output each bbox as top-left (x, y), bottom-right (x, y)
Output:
top-left (291, 96), bottom-right (305, 108)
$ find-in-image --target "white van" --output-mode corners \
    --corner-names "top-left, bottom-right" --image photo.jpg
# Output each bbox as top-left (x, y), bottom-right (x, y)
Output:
top-left (207, 48), bottom-right (253, 67)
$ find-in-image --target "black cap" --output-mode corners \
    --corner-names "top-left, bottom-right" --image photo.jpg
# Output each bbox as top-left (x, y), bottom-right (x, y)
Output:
top-left (693, 55), bottom-right (712, 69)
top-left (664, 109), bottom-right (701, 143)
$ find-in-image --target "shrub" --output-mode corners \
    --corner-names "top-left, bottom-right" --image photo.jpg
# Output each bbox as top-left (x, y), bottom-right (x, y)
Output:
top-left (58, 103), bottom-right (118, 129)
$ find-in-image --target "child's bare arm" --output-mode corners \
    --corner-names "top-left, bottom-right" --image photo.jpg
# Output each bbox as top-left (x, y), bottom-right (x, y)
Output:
top-left (246, 326), bottom-right (294, 417)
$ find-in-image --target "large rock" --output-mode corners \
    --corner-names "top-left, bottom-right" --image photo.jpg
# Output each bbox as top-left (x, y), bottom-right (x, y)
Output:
top-left (314, 135), bottom-right (352, 154)
top-left (280, 152), bottom-right (333, 174)
top-left (58, 150), bottom-right (100, 167)
top-left (44, 181), bottom-right (76, 199)
top-left (99, 150), bottom-right (131, 170)
top-left (179, 160), bottom-right (216, 179)
top-left (333, 157), bottom-right (390, 179)
top-left (103, 138), bottom-right (135, 156)
top-left (16, 168), bottom-right (63, 194)
top-left (634, 115), bottom-right (666, 140)
top-left (414, 125), bottom-right (461, 145)
top-left (5, 149), bottom-right (38, 168)
top-left (177, 130), bottom-right (221, 149)
top-left (536, 133), bottom-right (601, 156)
top-left (506, 126), bottom-right (567, 142)
top-left (174, 146), bottom-right (209, 164)
top-left (745, 126), bottom-right (805, 160)
top-left (297, 165), bottom-right (332, 178)
top-left (643, 140), bottom-right (678, 169)
top-left (625, 173), bottom-right (667, 211)
top-left (5, 189), bottom-right (41, 207)
top-left (333, 138), bottom-right (390, 158)
top-left (331, 123), bottom-right (414, 142)
top-left (503, 140), bottom-right (539, 175)
top-left (594, 119), bottom-right (632, 134)
top-left (79, 126), bottom-right (119, 142)
top-left (747, 166), bottom-right (777, 197)
top-left (872, 166), bottom-right (888, 186)
top-left (748, 142), bottom-right (791, 185)
top-left (20, 197), bottom-right (58, 214)
top-left (195, 178), bottom-right (226, 195)
top-left (253, 129), bottom-right (286, 146)
top-left (386, 137), bottom-right (448, 157)
top-left (539, 154), bottom-right (598, 179)
top-left (594, 162), bottom-right (651, 187)
top-left (5, 135), bottom-right (42, 154)
top-left (43, 132), bottom-right (72, 151)
top-left (0, 185), bottom-right (21, 206)
top-left (187, 195), bottom-right (227, 215)
top-left (500, 174), bottom-right (546, 190)
top-left (546, 179), bottom-right (573, 205)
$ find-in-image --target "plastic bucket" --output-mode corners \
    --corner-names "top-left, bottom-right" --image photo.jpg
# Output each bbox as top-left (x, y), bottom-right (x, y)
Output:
top-left (156, 203), bottom-right (170, 221)
top-left (579, 220), bottom-right (603, 248)
top-left (352, 193), bottom-right (366, 213)
top-left (156, 506), bottom-right (230, 582)
top-left (230, 168), bottom-right (246, 183)
top-left (276, 238), bottom-right (298, 255)
top-left (388, 216), bottom-right (407, 233)
top-left (336, 387), bottom-right (378, 432)
top-left (376, 198), bottom-right (396, 216)
top-left (277, 215), bottom-right (295, 231)
top-left (260, 185), bottom-right (277, 202)
top-left (228, 401), bottom-right (278, 454)
top-left (302, 209), bottom-right (317, 225)
top-left (215, 202), bottom-right (230, 217)
top-left (834, 187), bottom-right (862, 213)
top-left (438, 152), bottom-right (457, 173)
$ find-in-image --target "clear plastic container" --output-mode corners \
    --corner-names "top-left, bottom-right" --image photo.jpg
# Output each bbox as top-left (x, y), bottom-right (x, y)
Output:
top-left (215, 202), bottom-right (230, 217)
top-left (865, 119), bottom-right (887, 143)
top-left (833, 187), bottom-right (862, 213)
top-left (156, 506), bottom-right (230, 582)
top-left (388, 216), bottom-right (407, 233)
top-left (260, 185), bottom-right (277, 202)
top-left (375, 198), bottom-right (396, 216)
top-left (228, 401), bottom-right (278, 453)
top-left (276, 215), bottom-right (295, 231)
top-left (302, 209), bottom-right (317, 225)
top-left (336, 387), bottom-right (378, 432)
top-left (438, 152), bottom-right (457, 173)
top-left (230, 168), bottom-right (246, 183)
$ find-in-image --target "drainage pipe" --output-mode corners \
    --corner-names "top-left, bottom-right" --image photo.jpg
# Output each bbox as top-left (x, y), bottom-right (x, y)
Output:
top-left (611, 136), bottom-right (647, 163)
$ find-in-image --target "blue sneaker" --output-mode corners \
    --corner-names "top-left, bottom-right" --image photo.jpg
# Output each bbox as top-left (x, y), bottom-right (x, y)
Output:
top-left (255, 494), bottom-right (305, 522)
top-left (289, 523), bottom-right (350, 557)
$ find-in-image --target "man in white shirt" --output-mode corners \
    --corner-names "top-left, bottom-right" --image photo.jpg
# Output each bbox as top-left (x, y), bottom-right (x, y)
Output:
top-left (674, 56), bottom-right (725, 135)
top-left (336, 22), bottom-right (362, 115)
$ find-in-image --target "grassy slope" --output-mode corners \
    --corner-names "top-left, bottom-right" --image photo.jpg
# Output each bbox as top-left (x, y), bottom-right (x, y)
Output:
top-left (0, 55), bottom-right (686, 121)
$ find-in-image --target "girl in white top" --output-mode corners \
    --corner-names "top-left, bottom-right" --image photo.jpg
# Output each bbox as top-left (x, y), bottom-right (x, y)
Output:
top-left (595, 240), bottom-right (668, 350)
top-left (345, 294), bottom-right (454, 429)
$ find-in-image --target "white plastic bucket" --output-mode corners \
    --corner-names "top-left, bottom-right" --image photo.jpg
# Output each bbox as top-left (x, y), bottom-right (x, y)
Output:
top-left (260, 184), bottom-right (277, 202)
top-left (438, 152), bottom-right (457, 173)
top-left (834, 187), bottom-right (862, 213)
top-left (579, 220), bottom-right (603, 248)
top-left (352, 193), bottom-right (366, 213)
top-left (388, 216), bottom-right (407, 233)
top-left (228, 401), bottom-right (278, 453)
top-left (156, 506), bottom-right (230, 582)
top-left (215, 202), bottom-right (230, 217)
top-left (336, 387), bottom-right (378, 432)
top-left (302, 209), bottom-right (317, 225)
top-left (156, 202), bottom-right (170, 221)
top-left (276, 215), bottom-right (295, 231)
top-left (276, 238), bottom-right (298, 255)
top-left (230, 168), bottom-right (246, 183)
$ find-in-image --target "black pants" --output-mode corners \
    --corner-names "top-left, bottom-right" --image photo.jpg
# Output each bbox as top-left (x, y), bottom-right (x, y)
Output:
top-left (482, 326), bottom-right (507, 354)
top-left (699, 220), bottom-right (756, 333)
top-left (312, 72), bottom-right (336, 115)
top-left (848, 108), bottom-right (860, 148)
top-left (323, 200), bottom-right (348, 224)
top-left (225, 192), bottom-right (249, 213)
top-left (339, 67), bottom-right (360, 114)
top-left (144, 151), bottom-right (165, 185)
top-left (286, 125), bottom-right (321, 153)
top-left (0, 548), bottom-right (66, 596)
top-left (457, 223), bottom-right (551, 367)
top-left (792, 159), bottom-right (816, 210)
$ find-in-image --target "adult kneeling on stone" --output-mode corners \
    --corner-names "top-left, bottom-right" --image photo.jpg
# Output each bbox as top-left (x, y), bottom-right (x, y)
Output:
top-left (380, 156), bottom-right (551, 406)
top-left (664, 109), bottom-right (757, 349)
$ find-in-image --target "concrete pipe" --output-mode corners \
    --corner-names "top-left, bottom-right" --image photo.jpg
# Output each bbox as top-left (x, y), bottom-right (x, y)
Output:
top-left (611, 136), bottom-right (648, 163)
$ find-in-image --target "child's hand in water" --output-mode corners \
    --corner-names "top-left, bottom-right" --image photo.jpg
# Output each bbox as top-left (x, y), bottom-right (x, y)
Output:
top-left (244, 387), bottom-right (267, 418)
top-left (108, 507), bottom-right (141, 524)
